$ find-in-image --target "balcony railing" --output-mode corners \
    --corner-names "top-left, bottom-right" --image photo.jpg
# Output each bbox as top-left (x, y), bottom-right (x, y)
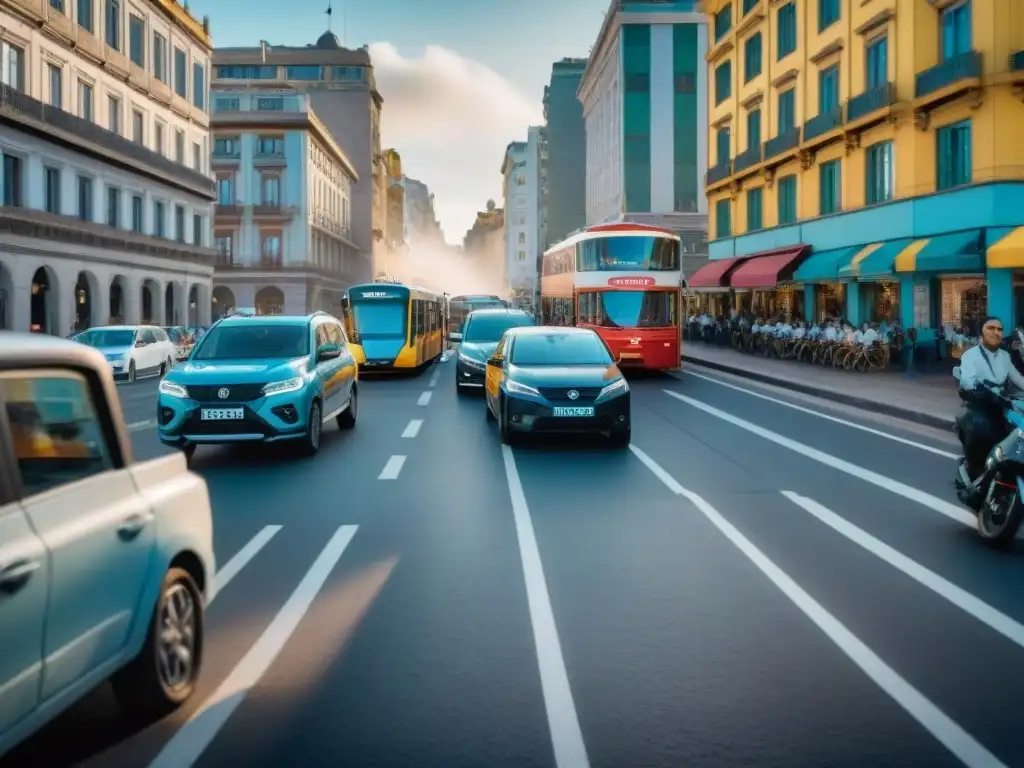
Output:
top-left (253, 204), bottom-right (295, 217)
top-left (847, 82), bottom-right (895, 123)
top-left (803, 105), bottom-right (843, 142)
top-left (1011, 50), bottom-right (1024, 72)
top-left (764, 127), bottom-right (801, 160)
top-left (0, 83), bottom-right (213, 197)
top-left (214, 205), bottom-right (243, 217)
top-left (914, 50), bottom-right (982, 99)
top-left (706, 161), bottom-right (732, 186)
top-left (733, 145), bottom-right (762, 173)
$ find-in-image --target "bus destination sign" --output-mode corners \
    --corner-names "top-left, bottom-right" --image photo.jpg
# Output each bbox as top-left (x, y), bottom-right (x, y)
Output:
top-left (356, 289), bottom-right (404, 300)
top-left (607, 276), bottom-right (655, 287)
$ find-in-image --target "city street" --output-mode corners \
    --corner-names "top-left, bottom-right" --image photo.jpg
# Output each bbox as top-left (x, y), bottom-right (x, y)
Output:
top-left (5, 358), bottom-right (1024, 768)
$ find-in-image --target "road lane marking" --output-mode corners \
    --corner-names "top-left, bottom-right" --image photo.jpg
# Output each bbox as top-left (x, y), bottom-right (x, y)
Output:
top-left (680, 370), bottom-right (958, 459)
top-left (662, 389), bottom-right (975, 528)
top-left (209, 525), bottom-right (281, 604)
top-left (401, 419), bottom-right (422, 438)
top-left (784, 492), bottom-right (1024, 650)
top-left (417, 391), bottom-right (432, 406)
top-left (500, 445), bottom-right (590, 768)
top-left (630, 445), bottom-right (1005, 768)
top-left (378, 455), bottom-right (406, 479)
top-left (127, 419), bottom-right (157, 432)
top-left (147, 525), bottom-right (358, 768)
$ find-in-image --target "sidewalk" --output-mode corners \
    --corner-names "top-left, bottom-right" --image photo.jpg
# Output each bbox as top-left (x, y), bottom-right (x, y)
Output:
top-left (682, 344), bottom-right (959, 430)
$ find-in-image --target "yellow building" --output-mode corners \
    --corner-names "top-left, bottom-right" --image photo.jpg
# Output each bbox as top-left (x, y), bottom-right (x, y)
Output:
top-left (690, 0), bottom-right (1024, 340)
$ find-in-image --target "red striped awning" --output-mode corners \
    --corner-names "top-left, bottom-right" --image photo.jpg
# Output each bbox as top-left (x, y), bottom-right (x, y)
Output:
top-left (728, 245), bottom-right (809, 289)
top-left (686, 257), bottom-right (746, 288)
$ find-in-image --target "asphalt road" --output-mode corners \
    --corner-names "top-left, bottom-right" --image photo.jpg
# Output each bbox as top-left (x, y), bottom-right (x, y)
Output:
top-left (5, 356), bottom-right (1024, 768)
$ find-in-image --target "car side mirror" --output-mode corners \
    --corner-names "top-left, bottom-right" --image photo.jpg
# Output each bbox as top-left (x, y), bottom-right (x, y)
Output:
top-left (486, 355), bottom-right (502, 367)
top-left (135, 339), bottom-right (147, 347)
top-left (317, 343), bottom-right (341, 361)
top-left (448, 332), bottom-right (462, 343)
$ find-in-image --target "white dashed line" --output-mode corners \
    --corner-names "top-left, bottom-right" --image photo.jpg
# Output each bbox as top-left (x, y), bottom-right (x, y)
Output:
top-left (127, 419), bottom-right (157, 431)
top-left (428, 376), bottom-right (438, 387)
top-left (378, 455), bottom-right (406, 479)
top-left (417, 391), bottom-right (432, 406)
top-left (402, 419), bottom-right (422, 438)
top-left (209, 525), bottom-right (281, 604)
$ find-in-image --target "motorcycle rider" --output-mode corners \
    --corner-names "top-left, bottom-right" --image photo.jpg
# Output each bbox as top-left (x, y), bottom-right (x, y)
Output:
top-left (957, 316), bottom-right (1024, 480)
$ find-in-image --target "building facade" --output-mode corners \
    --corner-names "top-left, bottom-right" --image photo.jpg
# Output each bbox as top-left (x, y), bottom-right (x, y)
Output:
top-left (543, 58), bottom-right (587, 248)
top-left (0, 0), bottom-right (217, 333)
top-left (382, 148), bottom-right (407, 280)
top-left (578, 0), bottom-right (709, 278)
top-left (209, 88), bottom-right (359, 316)
top-left (211, 33), bottom-right (383, 286)
top-left (462, 203), bottom-right (505, 293)
top-left (501, 138), bottom-right (539, 306)
top-left (404, 176), bottom-right (445, 248)
top-left (695, 0), bottom-right (1024, 341)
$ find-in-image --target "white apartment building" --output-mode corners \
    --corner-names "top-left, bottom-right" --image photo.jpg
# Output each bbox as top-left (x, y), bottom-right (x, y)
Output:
top-left (0, 0), bottom-right (216, 332)
top-left (500, 137), bottom-right (539, 306)
top-left (210, 88), bottom-right (359, 316)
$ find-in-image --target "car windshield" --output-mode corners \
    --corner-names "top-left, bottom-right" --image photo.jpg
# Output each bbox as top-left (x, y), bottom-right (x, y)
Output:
top-left (463, 314), bottom-right (533, 343)
top-left (511, 332), bottom-right (612, 366)
top-left (76, 329), bottom-right (135, 347)
top-left (192, 325), bottom-right (309, 360)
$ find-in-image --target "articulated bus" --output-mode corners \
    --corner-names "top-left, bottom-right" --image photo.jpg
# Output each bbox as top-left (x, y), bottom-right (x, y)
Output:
top-left (540, 223), bottom-right (682, 370)
top-left (447, 295), bottom-right (508, 341)
top-left (342, 283), bottom-right (445, 370)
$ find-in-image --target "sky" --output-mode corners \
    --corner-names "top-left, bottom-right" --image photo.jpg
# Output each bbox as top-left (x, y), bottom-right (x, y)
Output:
top-left (187, 0), bottom-right (610, 243)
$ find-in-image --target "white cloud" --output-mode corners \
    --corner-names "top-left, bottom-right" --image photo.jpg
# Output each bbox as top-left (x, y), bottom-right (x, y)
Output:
top-left (369, 43), bottom-right (542, 245)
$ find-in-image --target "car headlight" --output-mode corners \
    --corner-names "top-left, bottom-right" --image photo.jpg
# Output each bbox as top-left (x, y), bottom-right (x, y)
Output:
top-left (598, 378), bottom-right (629, 399)
top-left (159, 380), bottom-right (188, 398)
top-left (506, 380), bottom-right (540, 396)
top-left (262, 377), bottom-right (303, 396)
top-left (458, 353), bottom-right (485, 370)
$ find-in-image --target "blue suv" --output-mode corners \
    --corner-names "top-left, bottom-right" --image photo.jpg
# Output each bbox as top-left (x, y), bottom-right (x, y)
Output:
top-left (157, 312), bottom-right (358, 458)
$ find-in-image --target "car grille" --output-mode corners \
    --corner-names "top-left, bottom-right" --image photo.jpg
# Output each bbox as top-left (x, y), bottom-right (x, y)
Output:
top-left (186, 384), bottom-right (266, 402)
top-left (538, 386), bottom-right (603, 402)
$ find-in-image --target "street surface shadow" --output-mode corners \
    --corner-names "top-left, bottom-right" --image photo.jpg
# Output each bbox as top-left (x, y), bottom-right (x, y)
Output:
top-left (187, 428), bottom-right (359, 471)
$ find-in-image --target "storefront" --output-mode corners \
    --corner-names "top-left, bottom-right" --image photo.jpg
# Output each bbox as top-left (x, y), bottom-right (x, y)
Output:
top-left (983, 226), bottom-right (1024, 329)
top-left (791, 247), bottom-right (858, 322)
top-left (836, 239), bottom-right (908, 327)
top-left (684, 257), bottom-right (747, 318)
top-left (727, 246), bottom-right (809, 322)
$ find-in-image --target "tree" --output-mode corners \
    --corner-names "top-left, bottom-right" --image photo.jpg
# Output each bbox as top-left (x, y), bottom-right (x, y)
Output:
top-left (485, 199), bottom-right (496, 213)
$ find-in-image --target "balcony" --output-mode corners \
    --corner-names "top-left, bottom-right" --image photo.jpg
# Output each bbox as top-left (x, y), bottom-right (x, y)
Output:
top-left (847, 82), bottom-right (895, 124)
top-left (733, 145), bottom-right (762, 174)
top-left (252, 203), bottom-right (296, 220)
top-left (803, 105), bottom-right (843, 143)
top-left (0, 83), bottom-right (214, 198)
top-left (764, 127), bottom-right (801, 161)
top-left (214, 205), bottom-right (243, 218)
top-left (706, 161), bottom-right (732, 187)
top-left (914, 50), bottom-right (982, 102)
top-left (253, 150), bottom-right (286, 167)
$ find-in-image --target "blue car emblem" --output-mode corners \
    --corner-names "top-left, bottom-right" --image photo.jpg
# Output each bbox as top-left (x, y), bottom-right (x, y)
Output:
top-left (218, 388), bottom-right (230, 399)
top-left (567, 390), bottom-right (579, 400)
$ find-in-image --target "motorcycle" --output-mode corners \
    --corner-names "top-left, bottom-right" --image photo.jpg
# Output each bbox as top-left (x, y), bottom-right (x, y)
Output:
top-left (953, 365), bottom-right (1024, 548)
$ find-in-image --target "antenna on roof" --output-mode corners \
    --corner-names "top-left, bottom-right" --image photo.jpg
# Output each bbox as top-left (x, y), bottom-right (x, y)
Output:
top-left (325, 0), bottom-right (332, 31)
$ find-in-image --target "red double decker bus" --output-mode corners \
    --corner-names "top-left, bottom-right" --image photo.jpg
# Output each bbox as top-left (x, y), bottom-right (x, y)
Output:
top-left (539, 223), bottom-right (682, 370)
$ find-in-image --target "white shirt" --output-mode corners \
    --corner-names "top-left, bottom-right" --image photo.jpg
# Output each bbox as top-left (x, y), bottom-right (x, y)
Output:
top-left (861, 328), bottom-right (879, 345)
top-left (959, 344), bottom-right (1024, 391)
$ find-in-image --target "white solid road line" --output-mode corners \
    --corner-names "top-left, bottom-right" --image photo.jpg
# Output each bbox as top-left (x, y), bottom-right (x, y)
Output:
top-left (402, 419), bottom-right (423, 438)
top-left (501, 445), bottom-right (590, 768)
top-left (630, 445), bottom-right (1006, 768)
top-left (417, 391), bottom-right (432, 406)
top-left (209, 525), bottom-right (282, 604)
top-left (147, 525), bottom-right (358, 768)
top-left (662, 389), bottom-right (975, 528)
top-left (783, 492), bottom-right (1024, 650)
top-left (681, 370), bottom-right (958, 459)
top-left (378, 455), bottom-right (406, 479)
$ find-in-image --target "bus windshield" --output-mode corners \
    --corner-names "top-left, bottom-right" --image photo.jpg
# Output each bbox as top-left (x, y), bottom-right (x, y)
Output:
top-left (450, 300), bottom-right (505, 334)
top-left (353, 300), bottom-right (407, 337)
top-left (577, 235), bottom-right (679, 271)
top-left (579, 290), bottom-right (678, 329)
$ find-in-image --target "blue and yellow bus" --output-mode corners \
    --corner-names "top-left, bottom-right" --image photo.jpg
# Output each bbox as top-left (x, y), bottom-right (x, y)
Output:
top-left (447, 294), bottom-right (508, 341)
top-left (342, 283), bottom-right (445, 370)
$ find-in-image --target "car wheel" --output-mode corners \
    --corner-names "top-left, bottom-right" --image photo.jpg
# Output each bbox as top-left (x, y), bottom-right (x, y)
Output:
top-left (337, 387), bottom-right (357, 430)
top-left (111, 567), bottom-right (204, 719)
top-left (301, 400), bottom-right (322, 456)
top-left (608, 424), bottom-right (631, 448)
top-left (162, 357), bottom-right (173, 376)
top-left (128, 361), bottom-right (136, 383)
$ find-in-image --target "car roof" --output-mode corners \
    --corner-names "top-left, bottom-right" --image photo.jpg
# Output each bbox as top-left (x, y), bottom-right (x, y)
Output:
top-left (506, 325), bottom-right (595, 337)
top-left (83, 325), bottom-right (144, 331)
top-left (467, 308), bottom-right (531, 318)
top-left (215, 314), bottom-right (313, 327)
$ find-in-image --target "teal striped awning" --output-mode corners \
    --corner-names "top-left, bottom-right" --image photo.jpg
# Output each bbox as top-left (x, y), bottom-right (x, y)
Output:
top-left (792, 247), bottom-right (860, 282)
top-left (838, 238), bottom-right (912, 280)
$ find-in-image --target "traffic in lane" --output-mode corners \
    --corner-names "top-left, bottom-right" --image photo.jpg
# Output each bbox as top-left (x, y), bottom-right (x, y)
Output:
top-left (5, 357), bottom-right (1023, 767)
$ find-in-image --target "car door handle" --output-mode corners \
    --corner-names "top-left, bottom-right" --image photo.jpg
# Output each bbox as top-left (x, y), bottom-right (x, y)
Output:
top-left (0, 559), bottom-right (40, 594)
top-left (117, 513), bottom-right (149, 540)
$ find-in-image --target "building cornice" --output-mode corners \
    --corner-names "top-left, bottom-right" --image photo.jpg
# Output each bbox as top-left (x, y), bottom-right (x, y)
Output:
top-left (150, 0), bottom-right (212, 50)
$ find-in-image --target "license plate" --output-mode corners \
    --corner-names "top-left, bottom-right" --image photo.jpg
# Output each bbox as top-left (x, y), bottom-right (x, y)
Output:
top-left (552, 406), bottom-right (594, 417)
top-left (201, 408), bottom-right (244, 420)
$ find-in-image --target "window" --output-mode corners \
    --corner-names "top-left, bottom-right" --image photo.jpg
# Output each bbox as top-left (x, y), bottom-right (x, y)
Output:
top-left (153, 200), bottom-right (165, 237)
top-left (131, 109), bottom-right (143, 143)
top-left (215, 234), bottom-right (232, 259)
top-left (865, 36), bottom-right (888, 89)
top-left (44, 166), bottom-right (60, 213)
top-left (777, 175), bottom-right (798, 224)
top-left (78, 80), bottom-right (93, 120)
top-left (746, 187), bottom-right (763, 231)
top-left (152, 32), bottom-right (166, 82)
top-left (261, 233), bottom-right (281, 263)
top-left (714, 3), bottom-right (732, 41)
top-left (261, 175), bottom-right (280, 204)
top-left (105, 0), bottom-right (119, 49)
top-left (128, 13), bottom-right (144, 66)
top-left (744, 33), bottom-right (762, 82)
top-left (332, 65), bottom-right (364, 80)
top-left (107, 95), bottom-right (120, 132)
top-left (192, 214), bottom-right (202, 245)
top-left (106, 186), bottom-right (119, 227)
top-left (940, 1), bottom-right (971, 61)
top-left (518, 232), bottom-right (526, 244)
top-left (256, 137), bottom-right (284, 155)
top-left (0, 41), bottom-right (24, 91)
top-left (192, 61), bottom-right (205, 109)
top-left (192, 142), bottom-right (201, 170)
top-left (155, 122), bottom-right (164, 154)
top-left (77, 175), bottom-right (92, 221)
top-left (131, 194), bottom-right (142, 232)
top-left (174, 205), bottom-right (185, 241)
top-left (2, 155), bottom-right (22, 207)
top-left (818, 0), bottom-right (839, 31)
top-left (777, 2), bottom-right (796, 59)
top-left (77, 0), bottom-right (93, 33)
top-left (865, 141), bottom-right (893, 204)
top-left (48, 63), bottom-right (61, 107)
top-left (175, 129), bottom-right (184, 162)
top-left (216, 64), bottom-right (277, 79)
top-left (714, 60), bottom-right (731, 104)
top-left (716, 127), bottom-right (730, 164)
top-left (285, 65), bottom-right (323, 80)
top-left (2, 370), bottom-right (114, 498)
top-left (214, 137), bottom-right (237, 155)
top-left (742, 0), bottom-right (757, 13)
top-left (217, 176), bottom-right (233, 204)
top-left (778, 88), bottom-right (795, 133)
top-left (818, 65), bottom-right (839, 113)
top-left (819, 159), bottom-right (841, 214)
top-left (715, 199), bottom-right (731, 238)
top-left (50, 0), bottom-right (65, 9)
top-left (173, 47), bottom-right (187, 97)
top-left (746, 109), bottom-right (761, 149)
top-left (936, 120), bottom-right (971, 190)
